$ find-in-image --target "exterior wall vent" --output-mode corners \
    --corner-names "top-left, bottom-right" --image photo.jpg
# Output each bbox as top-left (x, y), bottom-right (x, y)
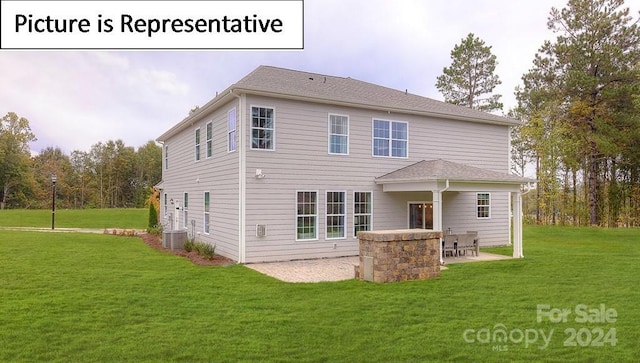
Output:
top-left (256, 224), bottom-right (267, 237)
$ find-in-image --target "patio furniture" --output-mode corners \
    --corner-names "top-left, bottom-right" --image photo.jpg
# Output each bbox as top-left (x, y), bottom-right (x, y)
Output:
top-left (456, 233), bottom-right (477, 257)
top-left (442, 235), bottom-right (457, 257)
top-left (466, 231), bottom-right (480, 257)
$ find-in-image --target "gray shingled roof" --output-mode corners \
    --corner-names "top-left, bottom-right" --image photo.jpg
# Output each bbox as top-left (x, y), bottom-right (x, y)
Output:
top-left (157, 65), bottom-right (518, 142)
top-left (233, 66), bottom-right (517, 126)
top-left (376, 159), bottom-right (534, 184)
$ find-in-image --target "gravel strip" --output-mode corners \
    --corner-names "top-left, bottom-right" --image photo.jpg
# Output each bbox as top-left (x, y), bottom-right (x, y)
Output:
top-left (246, 256), bottom-right (360, 283)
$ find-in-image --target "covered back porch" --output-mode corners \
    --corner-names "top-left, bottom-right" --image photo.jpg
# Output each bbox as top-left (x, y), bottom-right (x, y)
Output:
top-left (375, 159), bottom-right (534, 263)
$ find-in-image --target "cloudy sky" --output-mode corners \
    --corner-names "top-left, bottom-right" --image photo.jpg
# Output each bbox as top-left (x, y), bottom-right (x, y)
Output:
top-left (2, 0), bottom-right (634, 154)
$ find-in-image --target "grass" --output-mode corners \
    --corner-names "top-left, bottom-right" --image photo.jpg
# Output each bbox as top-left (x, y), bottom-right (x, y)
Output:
top-left (1, 225), bottom-right (639, 362)
top-left (0, 208), bottom-right (147, 229)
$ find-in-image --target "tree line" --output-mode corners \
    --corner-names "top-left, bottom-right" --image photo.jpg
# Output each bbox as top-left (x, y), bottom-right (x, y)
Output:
top-left (436, 0), bottom-right (639, 227)
top-left (0, 112), bottom-right (161, 209)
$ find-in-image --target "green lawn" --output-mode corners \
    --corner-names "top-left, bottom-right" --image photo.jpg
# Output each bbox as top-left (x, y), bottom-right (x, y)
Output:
top-left (0, 208), bottom-right (147, 229)
top-left (1, 226), bottom-right (638, 362)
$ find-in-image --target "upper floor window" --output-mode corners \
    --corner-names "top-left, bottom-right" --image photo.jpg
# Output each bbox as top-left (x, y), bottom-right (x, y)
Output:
top-left (251, 106), bottom-right (274, 150)
top-left (372, 119), bottom-right (408, 158)
top-left (477, 193), bottom-right (491, 219)
top-left (164, 145), bottom-right (169, 170)
top-left (195, 128), bottom-right (201, 161)
top-left (328, 114), bottom-right (349, 155)
top-left (228, 108), bottom-right (237, 152)
top-left (206, 122), bottom-right (213, 158)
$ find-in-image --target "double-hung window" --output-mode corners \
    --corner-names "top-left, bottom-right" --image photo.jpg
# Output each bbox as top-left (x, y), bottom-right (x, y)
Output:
top-left (251, 106), bottom-right (274, 150)
top-left (195, 128), bottom-right (201, 161)
top-left (204, 191), bottom-right (210, 234)
top-left (326, 191), bottom-right (346, 239)
top-left (296, 191), bottom-right (317, 240)
top-left (228, 108), bottom-right (237, 152)
top-left (183, 192), bottom-right (189, 229)
top-left (206, 122), bottom-right (213, 158)
top-left (328, 114), bottom-right (348, 155)
top-left (372, 119), bottom-right (408, 157)
top-left (163, 193), bottom-right (168, 217)
top-left (164, 145), bottom-right (169, 170)
top-left (354, 192), bottom-right (372, 236)
top-left (476, 193), bottom-right (491, 219)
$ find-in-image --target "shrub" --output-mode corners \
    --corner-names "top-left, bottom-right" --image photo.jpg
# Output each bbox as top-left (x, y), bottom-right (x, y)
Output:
top-left (191, 241), bottom-right (216, 260)
top-left (183, 239), bottom-right (194, 252)
top-left (148, 203), bottom-right (158, 230)
top-left (199, 243), bottom-right (216, 260)
top-left (147, 224), bottom-right (163, 236)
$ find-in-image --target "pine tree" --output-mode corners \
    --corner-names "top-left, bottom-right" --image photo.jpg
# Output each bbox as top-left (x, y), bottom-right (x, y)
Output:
top-left (436, 33), bottom-right (503, 112)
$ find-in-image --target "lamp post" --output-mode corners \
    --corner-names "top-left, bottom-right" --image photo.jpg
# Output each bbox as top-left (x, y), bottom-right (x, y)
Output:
top-left (51, 174), bottom-right (57, 230)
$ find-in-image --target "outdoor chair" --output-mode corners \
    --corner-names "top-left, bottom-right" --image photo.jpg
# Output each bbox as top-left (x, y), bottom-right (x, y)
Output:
top-left (466, 231), bottom-right (480, 257)
top-left (443, 235), bottom-right (457, 257)
top-left (456, 233), bottom-right (477, 257)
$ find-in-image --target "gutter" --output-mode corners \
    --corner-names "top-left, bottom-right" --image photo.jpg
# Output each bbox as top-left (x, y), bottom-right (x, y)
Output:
top-left (232, 87), bottom-right (519, 127)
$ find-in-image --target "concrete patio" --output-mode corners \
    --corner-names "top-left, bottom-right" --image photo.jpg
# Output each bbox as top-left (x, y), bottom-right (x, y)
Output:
top-left (246, 252), bottom-right (512, 283)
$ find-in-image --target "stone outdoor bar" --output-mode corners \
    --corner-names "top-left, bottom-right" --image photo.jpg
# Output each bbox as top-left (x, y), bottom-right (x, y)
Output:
top-left (356, 229), bottom-right (442, 283)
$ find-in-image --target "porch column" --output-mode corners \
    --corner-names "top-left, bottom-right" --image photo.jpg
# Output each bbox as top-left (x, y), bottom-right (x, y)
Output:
top-left (512, 192), bottom-right (524, 258)
top-left (433, 190), bottom-right (444, 264)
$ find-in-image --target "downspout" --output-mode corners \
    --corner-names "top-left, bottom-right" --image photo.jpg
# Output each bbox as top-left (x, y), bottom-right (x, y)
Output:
top-left (439, 179), bottom-right (450, 264)
top-left (230, 89), bottom-right (246, 263)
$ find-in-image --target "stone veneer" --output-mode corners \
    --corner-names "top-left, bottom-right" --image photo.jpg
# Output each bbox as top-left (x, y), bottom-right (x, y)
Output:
top-left (356, 229), bottom-right (442, 283)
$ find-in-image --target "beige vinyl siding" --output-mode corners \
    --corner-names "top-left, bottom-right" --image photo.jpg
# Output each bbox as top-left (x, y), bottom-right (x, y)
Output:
top-left (161, 99), bottom-right (240, 261)
top-left (242, 96), bottom-right (512, 262)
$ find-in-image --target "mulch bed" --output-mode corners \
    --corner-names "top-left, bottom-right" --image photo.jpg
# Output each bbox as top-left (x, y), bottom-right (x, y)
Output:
top-left (139, 233), bottom-right (235, 266)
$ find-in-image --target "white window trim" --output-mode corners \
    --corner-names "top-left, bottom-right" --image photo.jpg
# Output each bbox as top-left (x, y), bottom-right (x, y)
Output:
top-left (206, 121), bottom-right (213, 159)
top-left (163, 193), bottom-right (168, 217)
top-left (227, 107), bottom-right (237, 153)
top-left (250, 105), bottom-right (276, 151)
top-left (476, 192), bottom-right (491, 219)
top-left (328, 113), bottom-right (349, 155)
top-left (183, 192), bottom-right (189, 230)
top-left (371, 118), bottom-right (409, 158)
top-left (295, 190), bottom-right (319, 241)
top-left (194, 127), bottom-right (201, 162)
top-left (203, 191), bottom-right (211, 235)
top-left (326, 190), bottom-right (347, 240)
top-left (164, 145), bottom-right (169, 170)
top-left (353, 191), bottom-right (373, 238)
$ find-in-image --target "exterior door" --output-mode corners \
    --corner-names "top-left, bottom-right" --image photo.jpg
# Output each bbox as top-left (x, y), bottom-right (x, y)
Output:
top-left (408, 202), bottom-right (433, 229)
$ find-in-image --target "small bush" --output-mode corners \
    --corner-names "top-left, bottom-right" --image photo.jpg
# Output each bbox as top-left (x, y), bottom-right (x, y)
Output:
top-left (147, 224), bottom-right (163, 236)
top-left (191, 241), bottom-right (216, 260)
top-left (183, 239), bottom-right (194, 252)
top-left (199, 243), bottom-right (216, 260)
top-left (148, 203), bottom-right (158, 230)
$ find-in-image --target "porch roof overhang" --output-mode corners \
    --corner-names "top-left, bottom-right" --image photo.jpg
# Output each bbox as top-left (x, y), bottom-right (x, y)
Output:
top-left (375, 159), bottom-right (535, 193)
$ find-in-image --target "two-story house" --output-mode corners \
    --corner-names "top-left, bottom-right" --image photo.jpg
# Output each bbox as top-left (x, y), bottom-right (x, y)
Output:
top-left (156, 65), bottom-right (532, 263)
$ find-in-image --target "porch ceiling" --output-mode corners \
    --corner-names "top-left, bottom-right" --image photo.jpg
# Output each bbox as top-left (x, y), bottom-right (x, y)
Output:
top-left (375, 159), bottom-right (534, 192)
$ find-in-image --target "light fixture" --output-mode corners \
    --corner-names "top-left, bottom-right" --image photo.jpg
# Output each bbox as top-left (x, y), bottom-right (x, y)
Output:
top-left (255, 169), bottom-right (266, 179)
top-left (51, 174), bottom-right (57, 230)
